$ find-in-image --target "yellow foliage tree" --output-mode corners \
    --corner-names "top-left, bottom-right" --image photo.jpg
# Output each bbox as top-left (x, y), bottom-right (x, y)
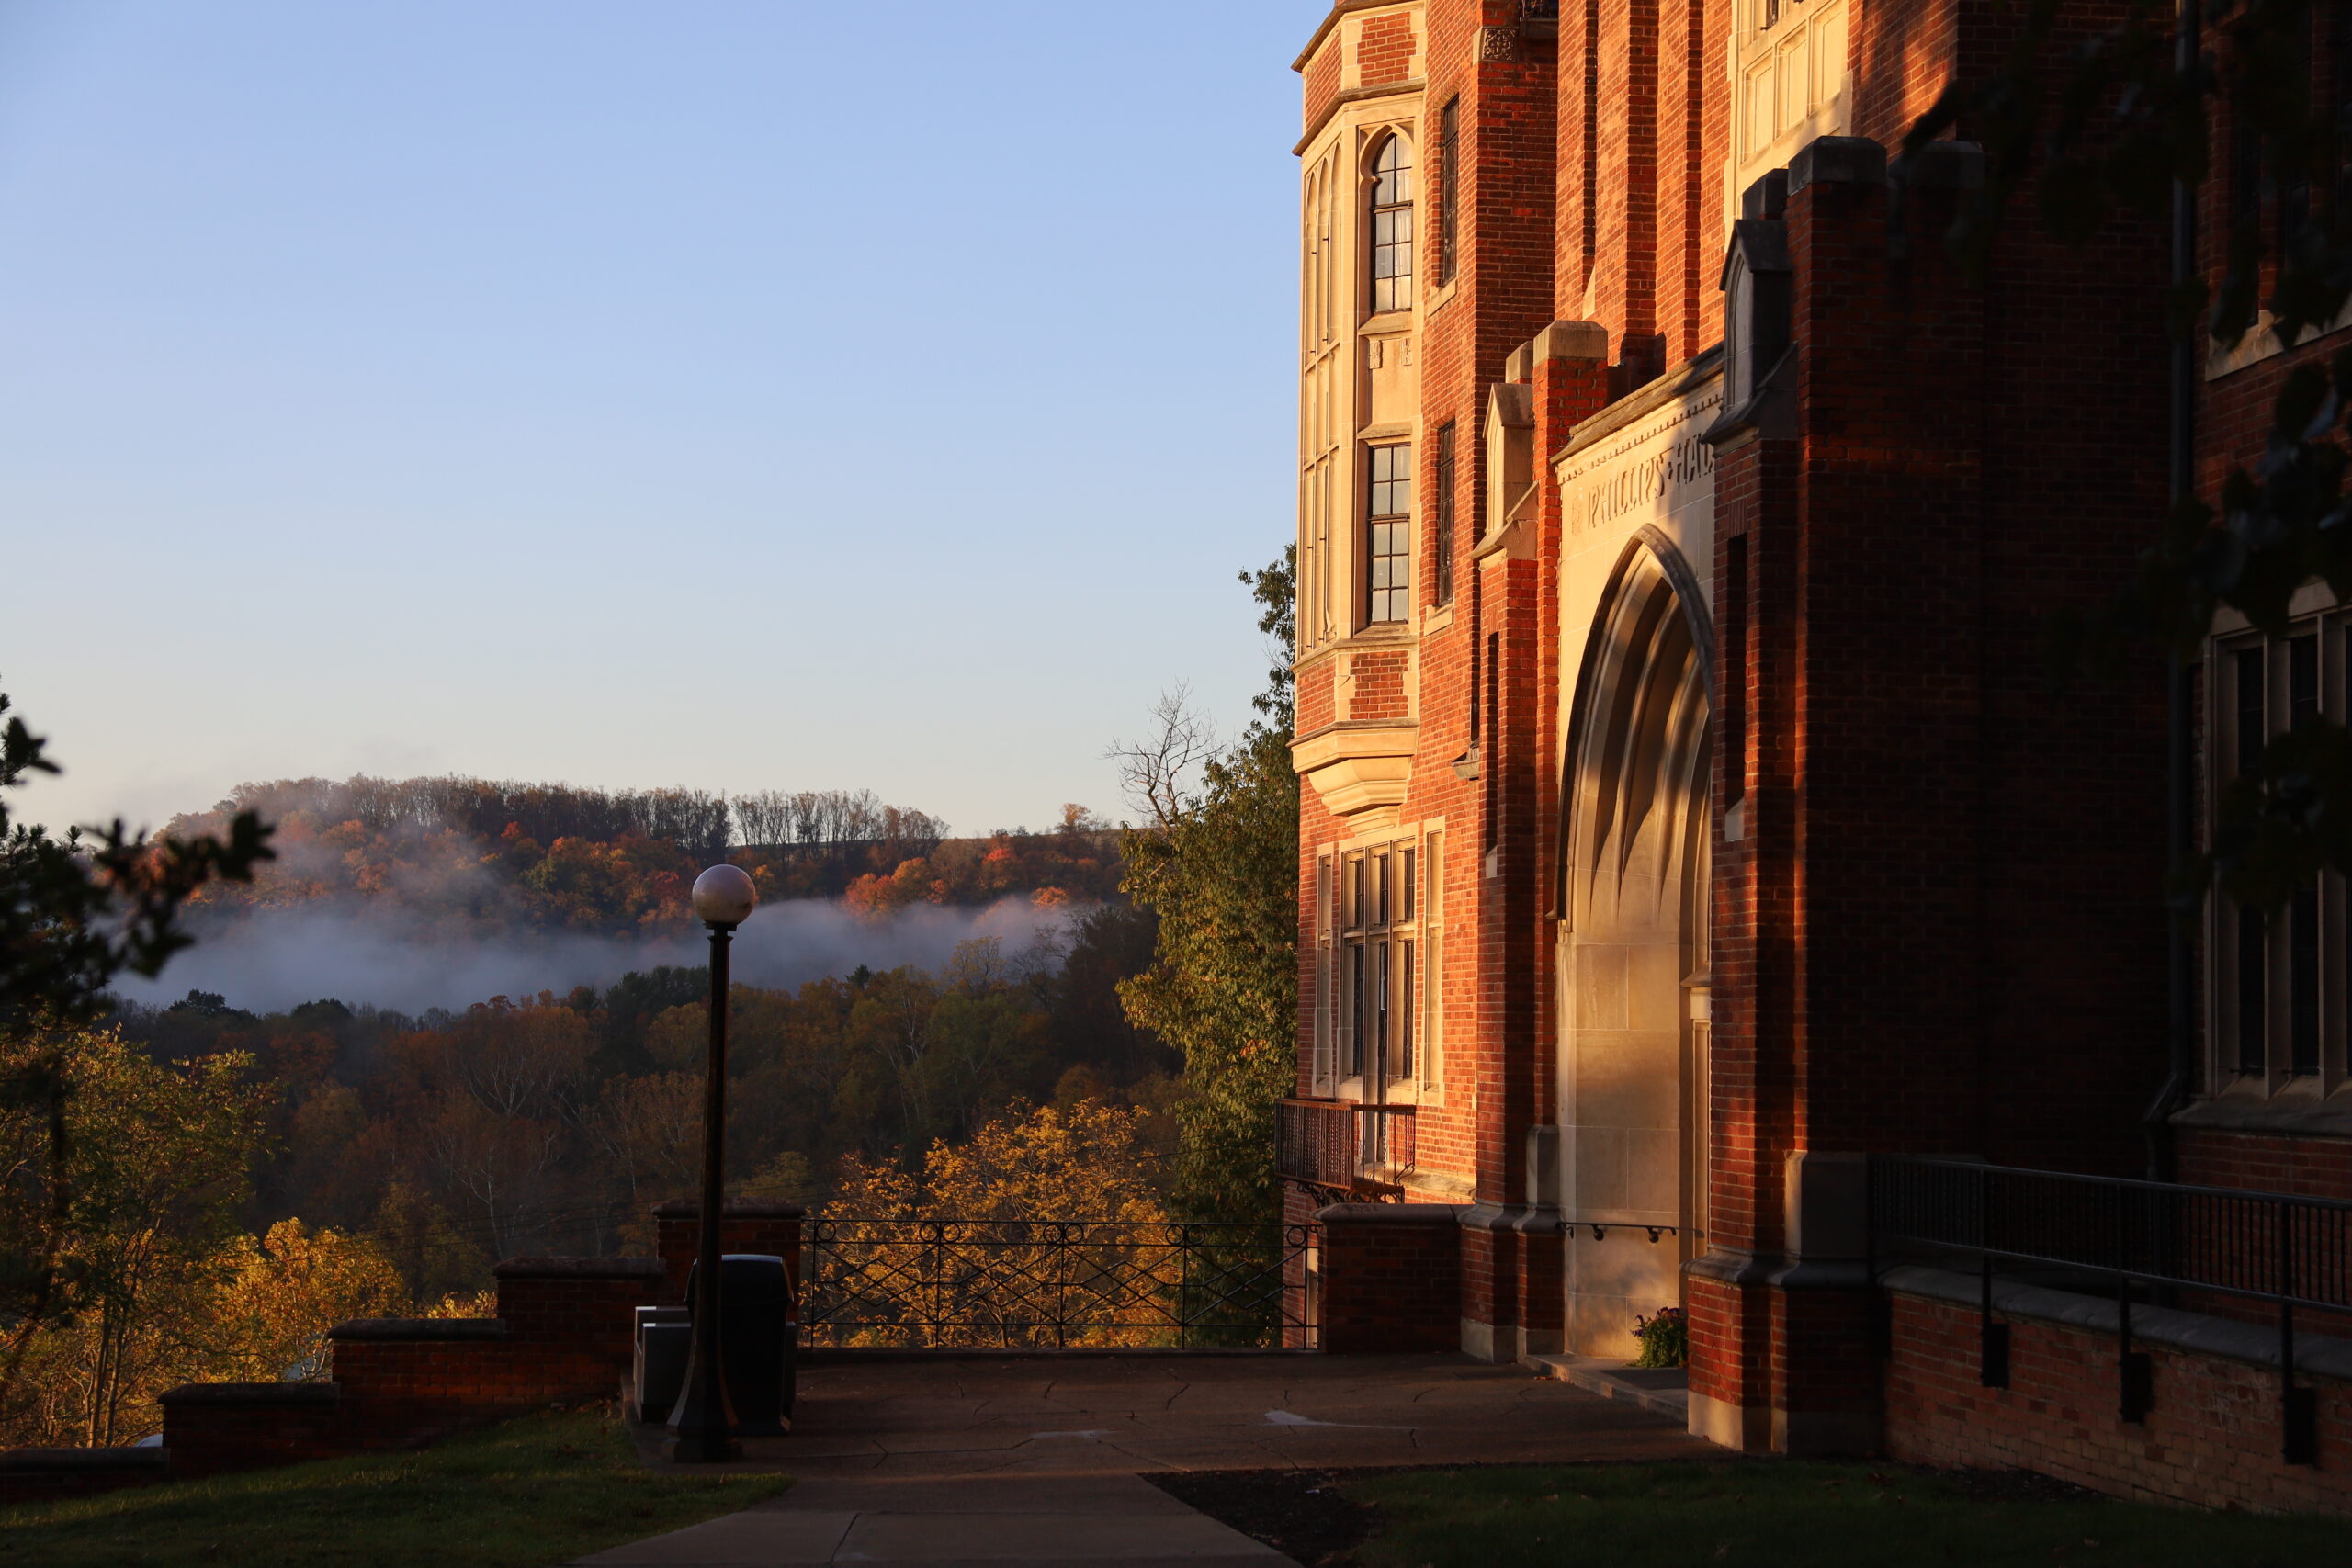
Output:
top-left (209, 1219), bottom-right (410, 1382)
top-left (815, 1100), bottom-right (1175, 1348)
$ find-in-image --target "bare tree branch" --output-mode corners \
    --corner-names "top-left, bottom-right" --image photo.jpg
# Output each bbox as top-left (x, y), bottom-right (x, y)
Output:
top-left (1106, 686), bottom-right (1217, 829)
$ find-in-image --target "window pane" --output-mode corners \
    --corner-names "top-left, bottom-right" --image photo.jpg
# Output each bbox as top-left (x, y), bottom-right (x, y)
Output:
top-left (1349, 943), bottom-right (1366, 1077)
top-left (1399, 939), bottom-right (1415, 1079)
top-left (1365, 445), bottom-right (1411, 624)
top-left (2291, 636), bottom-right (2319, 729)
top-left (1401, 848), bottom-right (1416, 922)
top-left (1434, 424), bottom-right (1457, 606)
top-left (2237, 647), bottom-right (2267, 779)
top-left (2240, 905), bottom-right (2268, 1075)
top-left (1375, 940), bottom-right (1391, 1080)
top-left (2293, 884), bottom-right (2321, 1075)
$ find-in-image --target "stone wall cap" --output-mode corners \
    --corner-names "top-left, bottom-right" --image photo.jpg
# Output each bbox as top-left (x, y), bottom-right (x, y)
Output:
top-left (651, 1200), bottom-right (807, 1220)
top-left (1787, 135), bottom-right (1887, 194)
top-left (2172, 1095), bottom-right (2352, 1141)
top-left (159, 1381), bottom-right (342, 1406)
top-left (1882, 1264), bottom-right (2352, 1383)
top-left (1897, 139), bottom-right (1985, 190)
top-left (1555, 345), bottom-right (1724, 467)
top-left (1316, 1201), bottom-right (1464, 1224)
top-left (328, 1317), bottom-right (508, 1342)
top-left (493, 1255), bottom-right (666, 1279)
top-left (0, 1446), bottom-right (171, 1473)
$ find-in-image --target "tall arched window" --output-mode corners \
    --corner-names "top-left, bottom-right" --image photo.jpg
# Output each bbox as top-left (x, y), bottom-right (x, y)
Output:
top-left (1369, 136), bottom-right (1414, 313)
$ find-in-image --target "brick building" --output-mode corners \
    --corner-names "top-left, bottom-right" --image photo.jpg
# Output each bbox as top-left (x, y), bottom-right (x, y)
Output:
top-left (1280, 0), bottom-right (2352, 1506)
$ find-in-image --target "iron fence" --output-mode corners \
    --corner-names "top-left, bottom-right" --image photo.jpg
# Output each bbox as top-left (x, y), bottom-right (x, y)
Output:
top-left (1868, 1156), bottom-right (2352, 1462)
top-left (799, 1218), bottom-right (1317, 1349)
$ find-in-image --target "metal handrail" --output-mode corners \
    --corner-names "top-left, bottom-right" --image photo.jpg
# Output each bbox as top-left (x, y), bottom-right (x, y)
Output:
top-left (1867, 1156), bottom-right (2336, 1463)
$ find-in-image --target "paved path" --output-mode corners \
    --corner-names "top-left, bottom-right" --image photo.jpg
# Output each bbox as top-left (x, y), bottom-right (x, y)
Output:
top-left (571, 1352), bottom-right (1713, 1566)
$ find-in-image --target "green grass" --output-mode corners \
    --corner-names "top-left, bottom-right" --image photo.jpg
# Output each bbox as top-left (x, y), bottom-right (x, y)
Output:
top-left (0, 1410), bottom-right (790, 1568)
top-left (1346, 1460), bottom-right (2352, 1568)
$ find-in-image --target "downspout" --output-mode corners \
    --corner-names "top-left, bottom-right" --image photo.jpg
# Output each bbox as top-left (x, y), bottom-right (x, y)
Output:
top-left (2144, 0), bottom-right (2202, 1183)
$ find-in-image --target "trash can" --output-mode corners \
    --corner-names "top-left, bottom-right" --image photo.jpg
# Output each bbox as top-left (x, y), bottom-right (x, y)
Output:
top-left (683, 1252), bottom-right (795, 1435)
top-left (632, 1305), bottom-right (689, 1423)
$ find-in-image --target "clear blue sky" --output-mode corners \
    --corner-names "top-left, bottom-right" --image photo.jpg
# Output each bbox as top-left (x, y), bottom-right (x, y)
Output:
top-left (3, 1), bottom-right (1317, 839)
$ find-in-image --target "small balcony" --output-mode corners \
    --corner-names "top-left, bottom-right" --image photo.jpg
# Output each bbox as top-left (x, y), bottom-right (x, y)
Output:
top-left (1277, 1098), bottom-right (1418, 1202)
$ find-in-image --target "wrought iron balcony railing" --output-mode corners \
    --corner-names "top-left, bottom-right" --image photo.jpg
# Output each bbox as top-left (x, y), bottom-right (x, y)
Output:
top-left (1277, 1098), bottom-right (1417, 1201)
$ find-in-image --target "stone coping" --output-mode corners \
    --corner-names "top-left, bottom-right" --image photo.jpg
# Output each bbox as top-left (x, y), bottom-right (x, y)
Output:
top-left (328, 1317), bottom-right (508, 1342)
top-left (0, 1446), bottom-right (170, 1472)
top-left (158, 1381), bottom-right (342, 1407)
top-left (1883, 1264), bottom-right (2352, 1383)
top-left (797, 1347), bottom-right (1319, 1366)
top-left (1316, 1201), bottom-right (1463, 1224)
top-left (651, 1200), bottom-right (806, 1220)
top-left (493, 1254), bottom-right (665, 1279)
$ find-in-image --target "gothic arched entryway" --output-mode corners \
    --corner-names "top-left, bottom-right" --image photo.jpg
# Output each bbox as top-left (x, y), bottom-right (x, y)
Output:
top-left (1555, 532), bottom-right (1713, 1358)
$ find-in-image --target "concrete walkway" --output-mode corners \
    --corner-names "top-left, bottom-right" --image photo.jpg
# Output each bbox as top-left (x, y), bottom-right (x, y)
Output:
top-left (571, 1352), bottom-right (1713, 1566)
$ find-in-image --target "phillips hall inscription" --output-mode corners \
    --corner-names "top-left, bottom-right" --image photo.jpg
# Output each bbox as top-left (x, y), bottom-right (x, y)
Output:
top-left (1572, 420), bottom-right (1714, 537)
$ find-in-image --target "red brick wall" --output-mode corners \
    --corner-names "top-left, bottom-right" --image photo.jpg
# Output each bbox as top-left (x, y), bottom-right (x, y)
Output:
top-left (1318, 1203), bottom-right (1463, 1351)
top-left (158, 1385), bottom-right (345, 1481)
top-left (1299, 660), bottom-right (1337, 735)
top-left (1304, 39), bottom-right (1342, 138)
top-left (2179, 1129), bottom-right (2352, 1206)
top-left (1359, 12), bottom-right (1419, 85)
top-left (0, 1452), bottom-right (168, 1507)
top-left (1884, 1290), bottom-right (2352, 1513)
top-left (653, 1201), bottom-right (805, 1305)
top-left (1349, 649), bottom-right (1410, 720)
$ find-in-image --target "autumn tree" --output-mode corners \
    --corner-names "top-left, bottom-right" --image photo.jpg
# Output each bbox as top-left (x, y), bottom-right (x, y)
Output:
top-left (209, 1219), bottom-right (409, 1382)
top-left (0, 1027), bottom-right (270, 1445)
top-left (1117, 550), bottom-right (1299, 1223)
top-left (0, 687), bottom-right (270, 1416)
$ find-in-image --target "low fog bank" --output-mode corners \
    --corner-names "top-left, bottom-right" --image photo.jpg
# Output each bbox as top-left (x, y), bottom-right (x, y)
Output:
top-left (110, 897), bottom-right (1077, 1016)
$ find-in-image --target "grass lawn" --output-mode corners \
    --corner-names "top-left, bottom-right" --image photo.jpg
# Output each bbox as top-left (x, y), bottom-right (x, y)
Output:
top-left (0, 1409), bottom-right (789, 1568)
top-left (1343, 1460), bottom-right (2352, 1568)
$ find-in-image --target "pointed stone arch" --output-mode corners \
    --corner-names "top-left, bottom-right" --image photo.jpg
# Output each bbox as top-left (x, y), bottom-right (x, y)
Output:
top-left (1552, 528), bottom-right (1714, 1357)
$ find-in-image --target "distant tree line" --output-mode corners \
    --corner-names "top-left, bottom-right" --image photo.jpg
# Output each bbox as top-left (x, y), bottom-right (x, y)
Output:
top-left (157, 778), bottom-right (1117, 936)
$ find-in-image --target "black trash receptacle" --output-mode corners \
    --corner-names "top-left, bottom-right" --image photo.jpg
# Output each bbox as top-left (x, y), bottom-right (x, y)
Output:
top-left (684, 1252), bottom-right (795, 1435)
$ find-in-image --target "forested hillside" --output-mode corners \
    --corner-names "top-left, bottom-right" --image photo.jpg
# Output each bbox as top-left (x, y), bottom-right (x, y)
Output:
top-left (161, 777), bottom-right (1124, 934)
top-left (103, 902), bottom-right (1170, 1304)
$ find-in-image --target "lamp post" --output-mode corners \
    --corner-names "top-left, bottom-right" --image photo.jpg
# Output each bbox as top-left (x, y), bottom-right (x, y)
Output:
top-left (666, 863), bottom-right (757, 1462)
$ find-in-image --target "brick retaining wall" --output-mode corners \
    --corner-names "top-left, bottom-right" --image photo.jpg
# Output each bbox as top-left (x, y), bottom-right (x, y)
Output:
top-left (4, 1235), bottom-right (705, 1494)
top-left (0, 1446), bottom-right (169, 1507)
top-left (1882, 1267), bottom-right (2352, 1513)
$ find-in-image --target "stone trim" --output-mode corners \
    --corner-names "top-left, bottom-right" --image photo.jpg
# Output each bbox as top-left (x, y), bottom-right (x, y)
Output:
top-left (328, 1317), bottom-right (508, 1342)
top-left (493, 1255), bottom-right (666, 1279)
top-left (0, 1448), bottom-right (169, 1474)
top-left (1315, 1201), bottom-right (1463, 1224)
top-left (651, 1200), bottom-right (806, 1220)
top-left (1882, 1264), bottom-right (2352, 1383)
top-left (158, 1382), bottom-right (342, 1406)
top-left (1294, 80), bottom-right (1426, 158)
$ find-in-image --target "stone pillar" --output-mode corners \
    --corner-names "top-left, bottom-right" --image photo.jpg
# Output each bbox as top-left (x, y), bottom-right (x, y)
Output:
top-left (1317, 1202), bottom-right (1464, 1352)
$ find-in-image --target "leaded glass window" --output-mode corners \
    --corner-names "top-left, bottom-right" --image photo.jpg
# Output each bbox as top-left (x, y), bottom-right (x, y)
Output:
top-left (1367, 444), bottom-right (1411, 624)
top-left (1370, 137), bottom-right (1414, 313)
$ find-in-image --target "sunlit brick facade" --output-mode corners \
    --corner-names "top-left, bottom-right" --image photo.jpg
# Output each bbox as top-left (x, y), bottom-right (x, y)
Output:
top-left (1283, 0), bottom-right (2352, 1496)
